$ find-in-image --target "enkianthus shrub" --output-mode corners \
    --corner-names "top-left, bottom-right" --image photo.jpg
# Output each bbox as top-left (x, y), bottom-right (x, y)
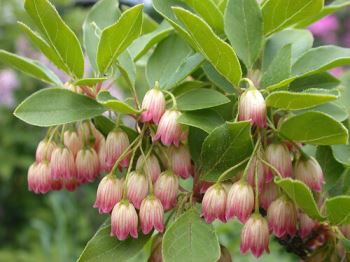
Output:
top-left (2, 0), bottom-right (350, 261)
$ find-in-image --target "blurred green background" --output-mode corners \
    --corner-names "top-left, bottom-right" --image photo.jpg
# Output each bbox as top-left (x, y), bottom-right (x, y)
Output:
top-left (0, 0), bottom-right (348, 261)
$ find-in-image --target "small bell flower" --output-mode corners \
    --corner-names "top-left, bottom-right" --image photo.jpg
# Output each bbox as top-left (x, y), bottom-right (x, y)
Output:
top-left (153, 110), bottom-right (183, 147)
top-left (247, 156), bottom-right (265, 192)
top-left (76, 147), bottom-right (100, 183)
top-left (294, 156), bottom-right (324, 192)
top-left (105, 130), bottom-right (130, 172)
top-left (28, 161), bottom-right (52, 194)
top-left (238, 88), bottom-right (267, 128)
top-left (126, 171), bottom-right (149, 209)
top-left (139, 195), bottom-right (164, 234)
top-left (226, 181), bottom-right (254, 223)
top-left (140, 88), bottom-right (166, 124)
top-left (50, 147), bottom-right (76, 190)
top-left (299, 212), bottom-right (316, 238)
top-left (267, 196), bottom-right (297, 238)
top-left (93, 174), bottom-right (124, 214)
top-left (35, 139), bottom-right (55, 163)
top-left (240, 214), bottom-right (270, 258)
top-left (259, 182), bottom-right (279, 210)
top-left (169, 145), bottom-right (192, 179)
top-left (64, 130), bottom-right (83, 157)
top-left (136, 154), bottom-right (161, 183)
top-left (202, 183), bottom-right (227, 223)
top-left (154, 171), bottom-right (179, 210)
top-left (265, 143), bottom-right (292, 182)
top-left (111, 200), bottom-right (138, 240)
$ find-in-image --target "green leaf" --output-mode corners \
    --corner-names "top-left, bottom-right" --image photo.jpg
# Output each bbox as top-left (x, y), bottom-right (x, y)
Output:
top-left (77, 222), bottom-right (151, 262)
top-left (188, 127), bottom-right (208, 165)
top-left (97, 4), bottom-right (144, 73)
top-left (177, 88), bottom-right (230, 111)
top-left (262, 0), bottom-right (323, 35)
top-left (162, 209), bottom-right (220, 262)
top-left (266, 90), bottom-right (338, 110)
top-left (0, 50), bottom-right (61, 85)
top-left (262, 29), bottom-right (313, 72)
top-left (224, 0), bottom-right (263, 68)
top-left (118, 51), bottom-right (136, 88)
top-left (289, 72), bottom-right (340, 92)
top-left (173, 7), bottom-right (242, 87)
top-left (279, 112), bottom-right (348, 145)
top-left (177, 109), bottom-right (225, 133)
top-left (296, 102), bottom-right (349, 122)
top-left (275, 177), bottom-right (324, 221)
top-left (183, 0), bottom-right (224, 33)
top-left (24, 0), bottom-right (84, 78)
top-left (202, 63), bottom-right (235, 94)
top-left (332, 144), bottom-right (350, 166)
top-left (14, 88), bottom-right (106, 127)
top-left (261, 44), bottom-right (292, 89)
top-left (146, 34), bottom-right (192, 88)
top-left (292, 46), bottom-right (350, 77)
top-left (172, 80), bottom-right (209, 96)
top-left (128, 21), bottom-right (173, 61)
top-left (326, 196), bottom-right (350, 225)
top-left (18, 22), bottom-right (70, 74)
top-left (200, 121), bottom-right (253, 181)
top-left (83, 0), bottom-right (121, 71)
top-left (74, 78), bottom-right (108, 86)
top-left (96, 90), bottom-right (139, 114)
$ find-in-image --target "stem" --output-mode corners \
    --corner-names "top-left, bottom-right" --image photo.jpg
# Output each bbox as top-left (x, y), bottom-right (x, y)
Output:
top-left (43, 126), bottom-right (59, 160)
top-left (217, 157), bottom-right (250, 183)
top-left (258, 157), bottom-right (283, 178)
top-left (60, 124), bottom-right (66, 145)
top-left (240, 78), bottom-right (255, 90)
top-left (254, 159), bottom-right (259, 213)
top-left (163, 90), bottom-right (177, 109)
top-left (241, 135), bottom-right (261, 180)
top-left (140, 145), bottom-right (154, 194)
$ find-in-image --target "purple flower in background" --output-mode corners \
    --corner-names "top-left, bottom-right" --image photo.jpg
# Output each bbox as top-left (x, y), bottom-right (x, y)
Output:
top-left (0, 69), bottom-right (18, 107)
top-left (309, 15), bottom-right (339, 44)
top-left (329, 67), bottom-right (344, 77)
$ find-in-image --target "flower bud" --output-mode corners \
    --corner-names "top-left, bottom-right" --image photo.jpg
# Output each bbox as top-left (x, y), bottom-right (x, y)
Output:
top-left (136, 154), bottom-right (161, 183)
top-left (126, 171), bottom-right (149, 209)
top-left (28, 161), bottom-right (52, 194)
top-left (202, 183), bottom-right (227, 223)
top-left (259, 182), bottom-right (279, 210)
top-left (168, 145), bottom-right (193, 179)
top-left (238, 88), bottom-right (267, 128)
top-left (240, 214), bottom-right (270, 258)
top-left (299, 212), bottom-right (316, 238)
top-left (93, 174), bottom-right (123, 214)
top-left (140, 88), bottom-right (166, 124)
top-left (154, 171), bottom-right (179, 210)
top-left (50, 147), bottom-right (76, 190)
top-left (153, 110), bottom-right (183, 147)
top-left (105, 130), bottom-right (130, 172)
top-left (139, 195), bottom-right (164, 234)
top-left (226, 181), bottom-right (254, 223)
top-left (294, 157), bottom-right (324, 192)
top-left (247, 156), bottom-right (265, 192)
top-left (35, 139), bottom-right (55, 163)
top-left (267, 196), bottom-right (297, 238)
top-left (111, 200), bottom-right (138, 240)
top-left (76, 147), bottom-right (100, 183)
top-left (64, 130), bottom-right (82, 157)
top-left (265, 143), bottom-right (292, 182)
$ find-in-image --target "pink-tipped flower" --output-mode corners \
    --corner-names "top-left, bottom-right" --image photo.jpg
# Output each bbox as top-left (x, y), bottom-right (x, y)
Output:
top-left (247, 156), bottom-right (265, 192)
top-left (105, 130), bottom-right (130, 172)
top-left (267, 196), bottom-right (297, 238)
top-left (153, 110), bottom-right (183, 147)
top-left (265, 143), bottom-right (292, 182)
top-left (169, 145), bottom-right (192, 179)
top-left (136, 154), bottom-right (161, 183)
top-left (238, 88), bottom-right (267, 128)
top-left (79, 121), bottom-right (104, 151)
top-left (154, 171), bottom-right (179, 210)
top-left (140, 88), bottom-right (166, 124)
top-left (93, 174), bottom-right (124, 214)
top-left (299, 212), bottom-right (316, 238)
top-left (111, 200), bottom-right (138, 240)
top-left (294, 157), bottom-right (324, 192)
top-left (28, 161), bottom-right (52, 194)
top-left (126, 171), bottom-right (149, 209)
top-left (50, 147), bottom-right (76, 190)
top-left (259, 182), bottom-right (279, 210)
top-left (35, 139), bottom-right (55, 163)
top-left (139, 195), bottom-right (164, 234)
top-left (76, 147), bottom-right (100, 183)
top-left (64, 130), bottom-right (82, 157)
top-left (202, 183), bottom-right (227, 223)
top-left (226, 181), bottom-right (254, 223)
top-left (240, 214), bottom-right (270, 258)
